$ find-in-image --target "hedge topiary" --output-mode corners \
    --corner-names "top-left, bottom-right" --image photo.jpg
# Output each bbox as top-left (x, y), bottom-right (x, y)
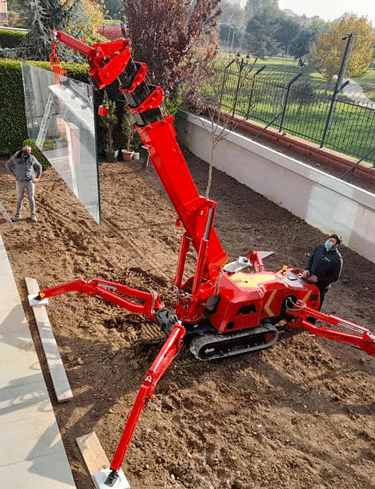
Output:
top-left (0, 29), bottom-right (27, 49)
top-left (0, 58), bottom-right (28, 155)
top-left (0, 58), bottom-right (89, 156)
top-left (0, 55), bottom-right (127, 158)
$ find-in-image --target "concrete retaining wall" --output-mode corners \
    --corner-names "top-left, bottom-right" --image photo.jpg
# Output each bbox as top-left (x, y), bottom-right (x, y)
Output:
top-left (176, 112), bottom-right (375, 264)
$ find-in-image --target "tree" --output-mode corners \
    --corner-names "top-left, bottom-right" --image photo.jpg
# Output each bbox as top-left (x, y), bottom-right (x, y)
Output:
top-left (220, 0), bottom-right (245, 27)
top-left (220, 24), bottom-right (242, 52)
top-left (273, 17), bottom-right (301, 55)
top-left (244, 0), bottom-right (278, 19)
top-left (7, 0), bottom-right (68, 59)
top-left (103, 0), bottom-right (124, 20)
top-left (182, 61), bottom-right (237, 198)
top-left (124, 0), bottom-right (221, 98)
top-left (289, 28), bottom-right (317, 62)
top-left (0, 0), bottom-right (106, 61)
top-left (243, 8), bottom-right (280, 57)
top-left (315, 14), bottom-right (375, 84)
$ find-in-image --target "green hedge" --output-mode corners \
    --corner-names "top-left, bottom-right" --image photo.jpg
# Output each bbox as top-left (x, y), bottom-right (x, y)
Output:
top-left (0, 29), bottom-right (27, 48)
top-left (0, 56), bottom-right (130, 158)
top-left (1, 55), bottom-right (140, 163)
top-left (0, 58), bottom-right (29, 155)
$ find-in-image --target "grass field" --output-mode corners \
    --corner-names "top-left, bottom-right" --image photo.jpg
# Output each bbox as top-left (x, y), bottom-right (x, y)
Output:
top-left (208, 55), bottom-right (375, 164)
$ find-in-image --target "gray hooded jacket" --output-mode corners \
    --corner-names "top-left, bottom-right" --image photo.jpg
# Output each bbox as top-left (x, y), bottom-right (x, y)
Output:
top-left (6, 151), bottom-right (42, 182)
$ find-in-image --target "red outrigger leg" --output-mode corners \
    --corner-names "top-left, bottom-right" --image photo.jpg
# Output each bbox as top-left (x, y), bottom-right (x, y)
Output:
top-left (105, 322), bottom-right (185, 486)
top-left (286, 304), bottom-right (375, 356)
top-left (36, 278), bottom-right (164, 319)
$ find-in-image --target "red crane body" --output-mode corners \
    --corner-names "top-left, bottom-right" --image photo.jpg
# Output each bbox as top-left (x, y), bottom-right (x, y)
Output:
top-left (29, 32), bottom-right (375, 487)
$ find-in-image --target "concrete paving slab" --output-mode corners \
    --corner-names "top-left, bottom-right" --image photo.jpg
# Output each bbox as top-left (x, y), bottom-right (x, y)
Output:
top-left (0, 416), bottom-right (64, 466)
top-left (0, 233), bottom-right (76, 488)
top-left (0, 330), bottom-right (36, 355)
top-left (0, 450), bottom-right (76, 489)
top-left (0, 303), bottom-right (30, 334)
top-left (0, 244), bottom-right (17, 282)
top-left (0, 350), bottom-right (44, 387)
top-left (0, 379), bottom-right (52, 426)
top-left (0, 329), bottom-right (44, 388)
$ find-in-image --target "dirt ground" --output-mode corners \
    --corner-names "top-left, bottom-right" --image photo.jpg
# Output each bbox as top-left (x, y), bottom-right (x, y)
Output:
top-left (1, 147), bottom-right (375, 489)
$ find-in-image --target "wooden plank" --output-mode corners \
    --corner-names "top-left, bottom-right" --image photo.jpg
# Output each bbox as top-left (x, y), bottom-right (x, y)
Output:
top-left (25, 277), bottom-right (73, 402)
top-left (76, 432), bottom-right (130, 489)
top-left (76, 432), bottom-right (110, 475)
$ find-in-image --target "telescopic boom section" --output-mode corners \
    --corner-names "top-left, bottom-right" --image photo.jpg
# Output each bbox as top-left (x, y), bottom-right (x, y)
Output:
top-left (51, 30), bottom-right (228, 275)
top-left (105, 322), bottom-right (185, 487)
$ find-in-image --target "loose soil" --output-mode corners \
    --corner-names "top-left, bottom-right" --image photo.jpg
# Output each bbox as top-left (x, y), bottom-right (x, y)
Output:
top-left (1, 147), bottom-right (375, 489)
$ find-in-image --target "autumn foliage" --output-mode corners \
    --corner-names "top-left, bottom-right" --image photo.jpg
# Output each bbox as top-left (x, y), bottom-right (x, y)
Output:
top-left (315, 14), bottom-right (375, 83)
top-left (124, 0), bottom-right (221, 98)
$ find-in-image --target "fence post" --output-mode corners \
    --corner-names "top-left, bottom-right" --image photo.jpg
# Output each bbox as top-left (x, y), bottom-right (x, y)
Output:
top-left (340, 145), bottom-right (375, 178)
top-left (231, 55), bottom-right (252, 119)
top-left (245, 65), bottom-right (266, 120)
top-left (219, 59), bottom-right (236, 109)
top-left (320, 33), bottom-right (355, 148)
top-left (279, 72), bottom-right (302, 133)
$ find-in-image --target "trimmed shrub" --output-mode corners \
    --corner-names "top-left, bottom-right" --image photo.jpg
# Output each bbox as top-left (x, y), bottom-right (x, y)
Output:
top-left (0, 29), bottom-right (27, 49)
top-left (22, 138), bottom-right (51, 170)
top-left (0, 58), bottom-right (89, 155)
top-left (0, 55), bottom-right (128, 158)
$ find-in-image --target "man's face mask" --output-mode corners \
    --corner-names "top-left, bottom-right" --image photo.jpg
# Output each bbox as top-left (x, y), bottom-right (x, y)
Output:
top-left (22, 150), bottom-right (30, 158)
top-left (324, 240), bottom-right (334, 251)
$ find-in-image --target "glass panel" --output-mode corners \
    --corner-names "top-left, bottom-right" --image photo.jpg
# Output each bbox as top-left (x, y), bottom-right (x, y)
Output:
top-left (21, 63), bottom-right (101, 224)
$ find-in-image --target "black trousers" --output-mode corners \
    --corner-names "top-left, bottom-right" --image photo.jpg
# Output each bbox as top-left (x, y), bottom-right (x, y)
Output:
top-left (308, 285), bottom-right (326, 324)
top-left (318, 285), bottom-right (326, 310)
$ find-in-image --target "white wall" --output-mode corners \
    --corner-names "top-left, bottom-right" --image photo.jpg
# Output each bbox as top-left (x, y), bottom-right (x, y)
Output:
top-left (177, 112), bottom-right (375, 264)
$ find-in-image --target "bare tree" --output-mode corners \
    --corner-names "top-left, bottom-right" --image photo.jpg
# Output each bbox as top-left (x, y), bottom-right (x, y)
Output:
top-left (183, 62), bottom-right (238, 198)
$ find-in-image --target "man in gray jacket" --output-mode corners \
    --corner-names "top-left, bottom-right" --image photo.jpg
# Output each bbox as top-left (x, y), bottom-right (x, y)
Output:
top-left (6, 145), bottom-right (43, 222)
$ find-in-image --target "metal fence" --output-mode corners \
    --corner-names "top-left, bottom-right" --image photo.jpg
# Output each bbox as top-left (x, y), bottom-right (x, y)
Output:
top-left (210, 61), bottom-right (375, 166)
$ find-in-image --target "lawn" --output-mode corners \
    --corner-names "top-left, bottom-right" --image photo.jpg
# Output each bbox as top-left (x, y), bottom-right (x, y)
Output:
top-left (206, 55), bottom-right (375, 165)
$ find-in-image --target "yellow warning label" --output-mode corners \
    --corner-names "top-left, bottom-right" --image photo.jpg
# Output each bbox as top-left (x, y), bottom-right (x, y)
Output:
top-left (229, 272), bottom-right (276, 289)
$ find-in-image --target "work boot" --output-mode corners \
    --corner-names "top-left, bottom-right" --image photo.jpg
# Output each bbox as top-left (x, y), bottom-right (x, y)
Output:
top-left (12, 215), bottom-right (21, 222)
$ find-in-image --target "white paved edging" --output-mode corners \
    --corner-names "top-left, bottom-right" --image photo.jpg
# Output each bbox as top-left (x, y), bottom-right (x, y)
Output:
top-left (176, 111), bottom-right (375, 265)
top-left (0, 234), bottom-right (76, 488)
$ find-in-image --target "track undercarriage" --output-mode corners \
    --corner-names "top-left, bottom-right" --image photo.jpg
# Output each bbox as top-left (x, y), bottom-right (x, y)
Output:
top-left (185, 321), bottom-right (279, 361)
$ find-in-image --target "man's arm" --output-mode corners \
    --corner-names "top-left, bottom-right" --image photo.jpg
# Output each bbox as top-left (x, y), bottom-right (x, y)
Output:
top-left (5, 156), bottom-right (16, 178)
top-left (33, 158), bottom-right (43, 181)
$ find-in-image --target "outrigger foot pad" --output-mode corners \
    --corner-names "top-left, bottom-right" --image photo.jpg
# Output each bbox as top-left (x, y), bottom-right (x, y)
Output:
top-left (28, 293), bottom-right (49, 307)
top-left (94, 468), bottom-right (130, 489)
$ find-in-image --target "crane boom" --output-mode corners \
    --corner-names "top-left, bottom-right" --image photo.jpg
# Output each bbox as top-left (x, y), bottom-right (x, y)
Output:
top-left (51, 30), bottom-right (227, 276)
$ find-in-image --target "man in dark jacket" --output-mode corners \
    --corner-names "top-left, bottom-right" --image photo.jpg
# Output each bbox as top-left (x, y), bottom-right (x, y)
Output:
top-left (301, 234), bottom-right (343, 309)
top-left (6, 145), bottom-right (42, 222)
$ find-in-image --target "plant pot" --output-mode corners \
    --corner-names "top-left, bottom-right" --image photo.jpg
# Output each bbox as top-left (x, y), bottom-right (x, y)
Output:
top-left (122, 150), bottom-right (134, 161)
top-left (105, 150), bottom-right (118, 162)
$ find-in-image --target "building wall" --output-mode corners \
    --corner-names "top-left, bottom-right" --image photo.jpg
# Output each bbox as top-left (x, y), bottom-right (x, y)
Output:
top-left (0, 1), bottom-right (7, 17)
